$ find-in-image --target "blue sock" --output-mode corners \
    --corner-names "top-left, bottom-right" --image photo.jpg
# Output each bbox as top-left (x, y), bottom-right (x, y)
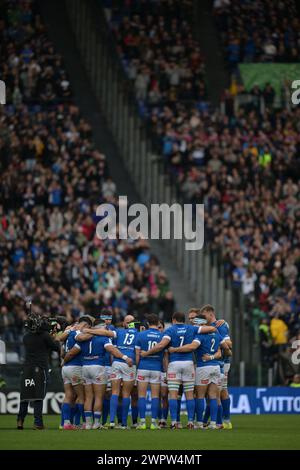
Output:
top-left (169, 399), bottom-right (177, 423)
top-left (177, 397), bottom-right (182, 422)
top-left (151, 398), bottom-right (160, 420)
top-left (217, 404), bottom-right (223, 426)
top-left (132, 405), bottom-right (138, 424)
top-left (74, 404), bottom-right (80, 426)
top-left (138, 397), bottom-right (146, 420)
top-left (76, 403), bottom-right (84, 425)
top-left (162, 404), bottom-right (169, 421)
top-left (157, 402), bottom-right (162, 420)
top-left (61, 403), bottom-right (71, 424)
top-left (81, 404), bottom-right (85, 423)
top-left (221, 398), bottom-right (231, 421)
top-left (117, 403), bottom-right (122, 424)
top-left (186, 399), bottom-right (195, 423)
top-left (102, 398), bottom-right (110, 425)
top-left (110, 394), bottom-right (119, 424)
top-left (84, 411), bottom-right (93, 423)
top-left (195, 398), bottom-right (205, 423)
top-left (122, 397), bottom-right (130, 427)
top-left (94, 412), bottom-right (101, 424)
top-left (203, 403), bottom-right (210, 424)
top-left (70, 405), bottom-right (76, 424)
top-left (210, 399), bottom-right (218, 423)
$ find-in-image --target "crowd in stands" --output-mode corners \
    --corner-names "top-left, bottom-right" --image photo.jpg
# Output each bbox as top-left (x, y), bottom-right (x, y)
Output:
top-left (0, 0), bottom-right (175, 358)
top-left (108, 0), bottom-right (300, 378)
top-left (110, 0), bottom-right (207, 117)
top-left (213, 0), bottom-right (300, 66)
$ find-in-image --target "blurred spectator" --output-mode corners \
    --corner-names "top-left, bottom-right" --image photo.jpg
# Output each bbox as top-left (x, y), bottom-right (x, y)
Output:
top-left (214, 0), bottom-right (300, 64)
top-left (109, 0), bottom-right (207, 116)
top-left (270, 313), bottom-right (288, 349)
top-left (107, 1), bottom-right (300, 376)
top-left (289, 374), bottom-right (300, 387)
top-left (0, 0), bottom-right (175, 358)
top-left (259, 318), bottom-right (273, 367)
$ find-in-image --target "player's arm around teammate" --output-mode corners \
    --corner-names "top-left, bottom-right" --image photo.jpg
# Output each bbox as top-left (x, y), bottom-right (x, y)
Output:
top-left (81, 327), bottom-right (117, 339)
top-left (62, 339), bottom-right (132, 429)
top-left (140, 336), bottom-right (170, 357)
top-left (62, 343), bottom-right (133, 367)
top-left (135, 314), bottom-right (162, 430)
top-left (60, 318), bottom-right (93, 430)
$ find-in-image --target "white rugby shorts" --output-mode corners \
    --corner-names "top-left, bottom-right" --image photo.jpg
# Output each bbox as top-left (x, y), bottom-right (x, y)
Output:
top-left (195, 365), bottom-right (221, 386)
top-left (167, 361), bottom-right (195, 391)
top-left (82, 365), bottom-right (107, 385)
top-left (111, 362), bottom-right (136, 382)
top-left (62, 365), bottom-right (83, 386)
top-left (137, 369), bottom-right (161, 384)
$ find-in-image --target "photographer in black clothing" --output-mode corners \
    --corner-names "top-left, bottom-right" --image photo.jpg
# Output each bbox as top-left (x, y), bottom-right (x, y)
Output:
top-left (17, 301), bottom-right (61, 430)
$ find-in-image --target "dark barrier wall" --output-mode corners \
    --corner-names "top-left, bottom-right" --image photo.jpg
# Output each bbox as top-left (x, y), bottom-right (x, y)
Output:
top-left (1, 386), bottom-right (299, 415)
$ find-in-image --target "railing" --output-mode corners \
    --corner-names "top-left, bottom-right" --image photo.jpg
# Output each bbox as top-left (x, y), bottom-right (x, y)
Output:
top-left (63, 0), bottom-right (262, 383)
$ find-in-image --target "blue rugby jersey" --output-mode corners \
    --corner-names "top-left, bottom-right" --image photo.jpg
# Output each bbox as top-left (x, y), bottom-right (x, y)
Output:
top-left (163, 324), bottom-right (201, 362)
top-left (104, 325), bottom-right (117, 367)
top-left (135, 328), bottom-right (164, 371)
top-left (75, 335), bottom-right (112, 366)
top-left (212, 319), bottom-right (231, 366)
top-left (64, 330), bottom-right (83, 366)
top-left (193, 331), bottom-right (224, 367)
top-left (113, 328), bottom-right (138, 364)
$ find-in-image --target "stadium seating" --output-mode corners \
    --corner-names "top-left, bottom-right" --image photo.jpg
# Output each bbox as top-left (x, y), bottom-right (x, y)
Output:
top-left (0, 0), bottom-right (175, 358)
top-left (213, 0), bottom-right (300, 66)
top-left (107, 0), bottom-right (300, 374)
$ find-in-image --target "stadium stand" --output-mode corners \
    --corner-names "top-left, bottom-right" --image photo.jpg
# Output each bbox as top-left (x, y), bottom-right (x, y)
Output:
top-left (0, 0), bottom-right (175, 359)
top-left (110, 0), bottom-right (208, 117)
top-left (213, 0), bottom-right (300, 66)
top-left (0, 0), bottom-right (299, 383)
top-left (107, 0), bottom-right (300, 378)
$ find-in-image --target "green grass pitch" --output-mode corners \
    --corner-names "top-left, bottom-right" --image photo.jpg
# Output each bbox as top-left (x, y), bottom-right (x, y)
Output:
top-left (0, 415), bottom-right (300, 450)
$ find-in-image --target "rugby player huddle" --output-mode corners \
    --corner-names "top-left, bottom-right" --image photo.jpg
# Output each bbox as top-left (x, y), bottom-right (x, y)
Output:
top-left (58, 304), bottom-right (232, 430)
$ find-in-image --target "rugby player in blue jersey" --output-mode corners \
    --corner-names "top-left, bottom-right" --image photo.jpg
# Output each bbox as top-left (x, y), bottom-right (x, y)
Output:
top-left (135, 314), bottom-right (166, 430)
top-left (158, 320), bottom-right (169, 428)
top-left (104, 314), bottom-right (139, 429)
top-left (199, 305), bottom-right (233, 429)
top-left (98, 308), bottom-right (117, 426)
top-left (141, 311), bottom-right (216, 429)
top-left (59, 316), bottom-right (93, 430)
top-left (62, 318), bottom-right (132, 430)
top-left (169, 316), bottom-right (231, 429)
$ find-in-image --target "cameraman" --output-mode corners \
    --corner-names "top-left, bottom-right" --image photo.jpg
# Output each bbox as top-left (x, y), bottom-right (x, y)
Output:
top-left (17, 312), bottom-right (60, 430)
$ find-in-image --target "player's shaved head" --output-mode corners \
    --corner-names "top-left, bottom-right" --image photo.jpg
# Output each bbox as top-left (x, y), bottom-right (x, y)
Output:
top-left (124, 314), bottom-right (135, 323)
top-left (124, 314), bottom-right (135, 328)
